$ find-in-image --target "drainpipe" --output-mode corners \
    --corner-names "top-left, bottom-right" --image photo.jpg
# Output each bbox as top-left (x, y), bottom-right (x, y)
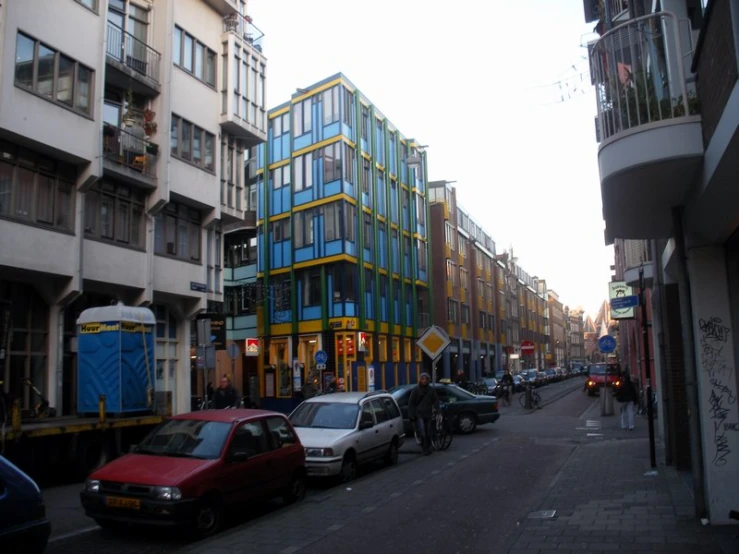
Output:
top-left (651, 239), bottom-right (673, 465)
top-left (672, 207), bottom-right (707, 519)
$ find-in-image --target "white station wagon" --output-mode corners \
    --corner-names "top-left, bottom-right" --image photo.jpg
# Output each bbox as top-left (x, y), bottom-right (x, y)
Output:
top-left (288, 391), bottom-right (405, 482)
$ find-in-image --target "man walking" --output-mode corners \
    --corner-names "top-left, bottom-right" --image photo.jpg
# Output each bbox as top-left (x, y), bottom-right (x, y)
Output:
top-left (213, 375), bottom-right (240, 409)
top-left (408, 373), bottom-right (440, 455)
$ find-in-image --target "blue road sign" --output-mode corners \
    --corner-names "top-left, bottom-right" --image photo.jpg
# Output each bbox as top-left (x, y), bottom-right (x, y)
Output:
top-left (314, 350), bottom-right (328, 364)
top-left (598, 335), bottom-right (617, 353)
top-left (610, 295), bottom-right (638, 310)
top-left (227, 343), bottom-right (240, 360)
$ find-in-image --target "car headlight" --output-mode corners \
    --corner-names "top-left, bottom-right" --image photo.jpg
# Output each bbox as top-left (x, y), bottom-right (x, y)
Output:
top-left (85, 479), bottom-right (101, 493)
top-left (153, 486), bottom-right (182, 501)
top-left (305, 447), bottom-right (335, 457)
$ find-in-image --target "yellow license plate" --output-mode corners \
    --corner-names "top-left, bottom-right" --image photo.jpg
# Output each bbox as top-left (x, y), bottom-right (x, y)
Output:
top-left (105, 496), bottom-right (141, 510)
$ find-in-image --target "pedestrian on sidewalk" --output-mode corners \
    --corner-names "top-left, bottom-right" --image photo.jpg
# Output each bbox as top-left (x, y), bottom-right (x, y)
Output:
top-left (408, 373), bottom-right (440, 455)
top-left (616, 373), bottom-right (638, 430)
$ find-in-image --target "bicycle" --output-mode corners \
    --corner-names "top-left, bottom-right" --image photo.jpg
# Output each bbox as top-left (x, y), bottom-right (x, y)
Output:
top-left (498, 384), bottom-right (512, 406)
top-left (414, 404), bottom-right (453, 451)
top-left (518, 384), bottom-right (542, 410)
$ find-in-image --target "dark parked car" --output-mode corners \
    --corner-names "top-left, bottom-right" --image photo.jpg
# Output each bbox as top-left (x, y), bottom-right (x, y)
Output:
top-left (390, 383), bottom-right (500, 435)
top-left (0, 455), bottom-right (50, 554)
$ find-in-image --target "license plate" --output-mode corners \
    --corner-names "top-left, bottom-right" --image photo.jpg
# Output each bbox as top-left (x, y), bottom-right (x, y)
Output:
top-left (105, 496), bottom-right (141, 510)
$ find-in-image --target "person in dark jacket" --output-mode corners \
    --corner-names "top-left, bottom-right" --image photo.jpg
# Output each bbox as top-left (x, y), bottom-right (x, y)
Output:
top-left (213, 376), bottom-right (240, 409)
top-left (408, 373), bottom-right (440, 455)
top-left (616, 373), bottom-right (638, 430)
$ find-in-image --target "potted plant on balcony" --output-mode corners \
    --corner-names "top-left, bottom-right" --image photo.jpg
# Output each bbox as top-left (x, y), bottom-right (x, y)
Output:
top-left (146, 141), bottom-right (159, 156)
top-left (123, 88), bottom-right (136, 128)
top-left (143, 108), bottom-right (157, 136)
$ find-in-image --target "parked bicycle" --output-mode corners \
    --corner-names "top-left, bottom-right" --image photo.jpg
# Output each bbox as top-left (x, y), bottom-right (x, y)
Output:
top-left (636, 388), bottom-right (658, 417)
top-left (519, 384), bottom-right (542, 410)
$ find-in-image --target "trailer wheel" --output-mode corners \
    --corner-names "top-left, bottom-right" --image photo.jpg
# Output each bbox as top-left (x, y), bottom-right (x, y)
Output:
top-left (76, 434), bottom-right (110, 480)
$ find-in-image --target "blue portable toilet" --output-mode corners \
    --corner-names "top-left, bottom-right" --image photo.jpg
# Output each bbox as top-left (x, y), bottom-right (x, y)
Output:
top-left (76, 302), bottom-right (156, 415)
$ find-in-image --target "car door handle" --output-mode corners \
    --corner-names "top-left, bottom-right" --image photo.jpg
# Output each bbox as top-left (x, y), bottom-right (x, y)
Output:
top-left (375, 429), bottom-right (379, 434)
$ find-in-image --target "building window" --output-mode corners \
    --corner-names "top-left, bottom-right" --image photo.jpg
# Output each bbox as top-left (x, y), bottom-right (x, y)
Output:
top-left (14, 32), bottom-right (93, 115)
top-left (324, 202), bottom-right (341, 242)
top-left (363, 213), bottom-right (372, 249)
top-left (154, 202), bottom-right (201, 261)
top-left (294, 152), bottom-right (313, 191)
top-left (293, 98), bottom-right (311, 136)
top-left (225, 233), bottom-right (257, 267)
top-left (293, 209), bottom-right (314, 248)
top-left (171, 114), bottom-right (215, 171)
top-left (85, 182), bottom-right (145, 247)
top-left (343, 143), bottom-right (355, 184)
top-left (447, 299), bottom-right (459, 323)
top-left (271, 219), bottom-right (290, 242)
top-left (345, 204), bottom-right (356, 243)
top-left (360, 105), bottom-right (370, 141)
top-left (445, 222), bottom-right (455, 248)
top-left (416, 239), bottom-right (427, 271)
top-left (173, 26), bottom-right (216, 87)
top-left (361, 158), bottom-right (371, 195)
top-left (342, 87), bottom-right (353, 127)
top-left (461, 304), bottom-right (470, 325)
top-left (270, 165), bottom-right (290, 190)
top-left (0, 142), bottom-right (76, 232)
top-left (460, 268), bottom-right (469, 290)
top-left (74, 0), bottom-right (98, 12)
top-left (301, 269), bottom-right (321, 307)
top-left (479, 311), bottom-right (487, 329)
top-left (153, 304), bottom-right (179, 404)
top-left (271, 113), bottom-right (290, 137)
top-left (322, 86), bottom-right (340, 125)
top-left (415, 194), bottom-right (425, 225)
top-left (322, 142), bottom-right (341, 183)
top-left (446, 260), bottom-right (456, 285)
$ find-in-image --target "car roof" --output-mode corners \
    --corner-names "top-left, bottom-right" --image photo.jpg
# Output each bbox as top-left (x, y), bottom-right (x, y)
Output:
top-left (303, 391), bottom-right (391, 404)
top-left (171, 409), bottom-right (281, 424)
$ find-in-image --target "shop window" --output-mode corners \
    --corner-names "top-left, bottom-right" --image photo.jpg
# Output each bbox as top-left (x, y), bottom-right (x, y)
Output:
top-left (377, 335), bottom-right (388, 362)
top-left (270, 340), bottom-right (290, 397)
top-left (391, 337), bottom-right (400, 362)
top-left (361, 332), bottom-right (373, 362)
top-left (415, 346), bottom-right (423, 362)
top-left (153, 304), bottom-right (179, 407)
top-left (403, 338), bottom-right (411, 362)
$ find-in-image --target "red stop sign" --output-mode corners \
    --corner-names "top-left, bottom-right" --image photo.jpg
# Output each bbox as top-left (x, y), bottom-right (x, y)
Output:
top-left (521, 340), bottom-right (535, 354)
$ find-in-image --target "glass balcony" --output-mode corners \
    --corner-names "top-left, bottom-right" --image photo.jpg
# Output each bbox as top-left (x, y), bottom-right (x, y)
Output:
top-left (222, 13), bottom-right (265, 53)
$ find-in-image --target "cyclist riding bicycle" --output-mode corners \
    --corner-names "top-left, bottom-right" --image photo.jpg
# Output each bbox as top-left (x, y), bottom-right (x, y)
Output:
top-left (499, 369), bottom-right (514, 403)
top-left (408, 372), bottom-right (440, 456)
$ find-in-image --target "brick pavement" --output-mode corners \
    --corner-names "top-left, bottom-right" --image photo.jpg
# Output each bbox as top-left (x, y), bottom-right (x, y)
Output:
top-left (505, 409), bottom-right (739, 554)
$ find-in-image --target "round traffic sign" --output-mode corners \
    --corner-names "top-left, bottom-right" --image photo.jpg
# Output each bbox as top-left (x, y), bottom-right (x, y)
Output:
top-left (521, 340), bottom-right (535, 354)
top-left (314, 350), bottom-right (328, 364)
top-left (598, 335), bottom-right (617, 353)
top-left (227, 343), bottom-right (240, 359)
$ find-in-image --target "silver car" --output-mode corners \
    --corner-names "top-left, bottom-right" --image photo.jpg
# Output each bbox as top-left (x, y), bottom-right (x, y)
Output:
top-left (288, 391), bottom-right (405, 482)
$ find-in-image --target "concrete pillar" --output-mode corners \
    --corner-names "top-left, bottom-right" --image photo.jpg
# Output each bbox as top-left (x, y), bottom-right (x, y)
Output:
top-left (687, 245), bottom-right (739, 525)
top-left (46, 303), bottom-right (63, 414)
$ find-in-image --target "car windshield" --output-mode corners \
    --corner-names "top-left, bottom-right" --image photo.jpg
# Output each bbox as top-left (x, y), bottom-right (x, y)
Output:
top-left (591, 364), bottom-right (619, 375)
top-left (483, 378), bottom-right (496, 386)
top-left (135, 419), bottom-right (232, 460)
top-left (290, 402), bottom-right (360, 430)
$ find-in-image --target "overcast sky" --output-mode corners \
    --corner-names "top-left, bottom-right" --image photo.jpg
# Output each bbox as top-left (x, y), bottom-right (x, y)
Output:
top-left (248, 0), bottom-right (612, 319)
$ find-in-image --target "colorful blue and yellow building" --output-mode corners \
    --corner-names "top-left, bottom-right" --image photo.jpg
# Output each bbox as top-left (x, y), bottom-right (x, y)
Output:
top-left (255, 73), bottom-right (432, 411)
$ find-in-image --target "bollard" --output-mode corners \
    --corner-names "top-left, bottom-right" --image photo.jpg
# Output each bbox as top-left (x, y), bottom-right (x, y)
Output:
top-left (98, 394), bottom-right (107, 423)
top-left (601, 384), bottom-right (614, 416)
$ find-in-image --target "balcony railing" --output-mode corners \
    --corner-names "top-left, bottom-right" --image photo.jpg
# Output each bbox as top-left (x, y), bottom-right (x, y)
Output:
top-left (590, 12), bottom-right (699, 143)
top-left (222, 13), bottom-right (264, 53)
top-left (103, 122), bottom-right (158, 178)
top-left (106, 22), bottom-right (161, 84)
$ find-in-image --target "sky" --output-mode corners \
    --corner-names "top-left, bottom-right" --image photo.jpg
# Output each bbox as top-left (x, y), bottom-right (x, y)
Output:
top-left (247, 0), bottom-right (613, 320)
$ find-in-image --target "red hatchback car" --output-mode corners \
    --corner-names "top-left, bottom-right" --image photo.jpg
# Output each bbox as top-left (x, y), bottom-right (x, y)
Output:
top-left (80, 409), bottom-right (306, 538)
top-left (585, 363), bottom-right (622, 396)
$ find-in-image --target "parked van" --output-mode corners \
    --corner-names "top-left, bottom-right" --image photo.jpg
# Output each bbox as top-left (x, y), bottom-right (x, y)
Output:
top-left (0, 455), bottom-right (50, 554)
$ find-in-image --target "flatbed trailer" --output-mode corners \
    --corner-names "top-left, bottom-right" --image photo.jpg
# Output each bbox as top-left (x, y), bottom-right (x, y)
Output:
top-left (1, 393), bottom-right (171, 482)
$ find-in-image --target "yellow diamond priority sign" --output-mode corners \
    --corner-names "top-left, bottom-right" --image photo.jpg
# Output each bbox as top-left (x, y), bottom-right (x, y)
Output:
top-left (417, 325), bottom-right (451, 360)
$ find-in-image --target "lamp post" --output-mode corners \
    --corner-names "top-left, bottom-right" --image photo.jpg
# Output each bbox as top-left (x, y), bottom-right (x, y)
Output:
top-left (639, 264), bottom-right (657, 469)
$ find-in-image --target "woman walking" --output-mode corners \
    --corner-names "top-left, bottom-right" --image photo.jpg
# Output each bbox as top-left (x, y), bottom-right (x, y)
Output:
top-left (616, 374), bottom-right (638, 430)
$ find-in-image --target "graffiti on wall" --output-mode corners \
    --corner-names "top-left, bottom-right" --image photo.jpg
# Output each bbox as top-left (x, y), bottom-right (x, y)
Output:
top-left (698, 316), bottom-right (738, 467)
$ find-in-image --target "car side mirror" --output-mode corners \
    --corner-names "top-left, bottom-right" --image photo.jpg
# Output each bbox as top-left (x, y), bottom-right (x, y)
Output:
top-left (228, 451), bottom-right (250, 463)
top-left (359, 420), bottom-right (374, 430)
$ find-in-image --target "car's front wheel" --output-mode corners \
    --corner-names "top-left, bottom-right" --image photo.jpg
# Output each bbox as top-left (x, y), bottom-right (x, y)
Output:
top-left (456, 412), bottom-right (477, 434)
top-left (193, 493), bottom-right (223, 538)
top-left (338, 452), bottom-right (357, 483)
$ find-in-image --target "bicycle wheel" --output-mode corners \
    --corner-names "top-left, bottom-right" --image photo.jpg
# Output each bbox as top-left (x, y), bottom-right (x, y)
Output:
top-left (519, 392), bottom-right (528, 408)
top-left (534, 393), bottom-right (542, 409)
top-left (440, 420), bottom-right (453, 450)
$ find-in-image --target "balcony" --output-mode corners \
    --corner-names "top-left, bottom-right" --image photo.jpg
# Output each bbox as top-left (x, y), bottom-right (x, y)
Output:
top-left (591, 12), bottom-right (703, 242)
top-left (102, 123), bottom-right (158, 189)
top-left (222, 13), bottom-right (265, 53)
top-left (106, 22), bottom-right (161, 95)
